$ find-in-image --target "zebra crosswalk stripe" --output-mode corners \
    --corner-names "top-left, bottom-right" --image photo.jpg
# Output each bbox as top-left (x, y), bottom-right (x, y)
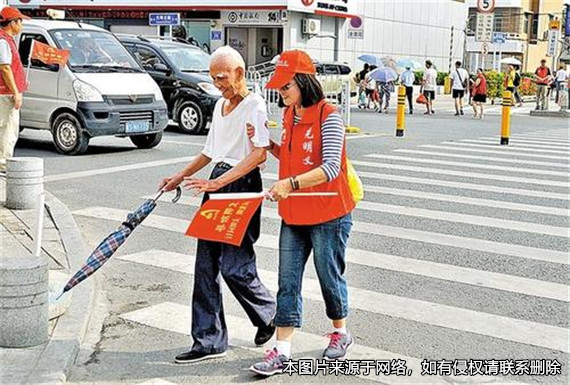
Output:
top-left (116, 250), bottom-right (568, 353)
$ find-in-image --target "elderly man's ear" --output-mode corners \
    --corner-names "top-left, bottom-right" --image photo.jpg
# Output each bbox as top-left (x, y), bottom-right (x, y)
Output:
top-left (235, 66), bottom-right (245, 81)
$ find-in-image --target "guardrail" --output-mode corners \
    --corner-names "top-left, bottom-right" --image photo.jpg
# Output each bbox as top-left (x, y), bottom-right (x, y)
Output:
top-left (247, 70), bottom-right (351, 128)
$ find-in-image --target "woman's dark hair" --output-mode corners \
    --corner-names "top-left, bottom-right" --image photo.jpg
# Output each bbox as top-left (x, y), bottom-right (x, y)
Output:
top-left (278, 73), bottom-right (325, 108)
top-left (0, 18), bottom-right (18, 28)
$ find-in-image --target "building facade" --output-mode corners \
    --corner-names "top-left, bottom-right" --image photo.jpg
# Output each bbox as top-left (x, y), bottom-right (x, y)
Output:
top-left (465, 0), bottom-right (566, 72)
top-left (9, 0), bottom-right (468, 73)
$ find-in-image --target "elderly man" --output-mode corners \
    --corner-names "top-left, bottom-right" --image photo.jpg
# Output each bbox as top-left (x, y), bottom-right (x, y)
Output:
top-left (159, 46), bottom-right (276, 364)
top-left (0, 7), bottom-right (29, 172)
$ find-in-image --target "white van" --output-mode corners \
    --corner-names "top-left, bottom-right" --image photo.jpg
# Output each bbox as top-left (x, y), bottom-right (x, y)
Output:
top-left (17, 20), bottom-right (168, 155)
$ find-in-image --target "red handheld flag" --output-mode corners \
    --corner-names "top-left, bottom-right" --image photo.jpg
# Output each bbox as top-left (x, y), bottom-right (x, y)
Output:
top-left (31, 41), bottom-right (70, 66)
top-left (185, 197), bottom-right (264, 246)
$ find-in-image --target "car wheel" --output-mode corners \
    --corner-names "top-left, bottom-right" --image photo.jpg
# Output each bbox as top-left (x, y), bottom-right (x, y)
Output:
top-left (51, 113), bottom-right (89, 155)
top-left (177, 101), bottom-right (205, 134)
top-left (129, 131), bottom-right (163, 149)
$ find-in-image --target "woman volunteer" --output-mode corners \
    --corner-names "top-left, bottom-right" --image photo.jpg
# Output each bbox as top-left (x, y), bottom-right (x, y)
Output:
top-left (248, 50), bottom-right (356, 376)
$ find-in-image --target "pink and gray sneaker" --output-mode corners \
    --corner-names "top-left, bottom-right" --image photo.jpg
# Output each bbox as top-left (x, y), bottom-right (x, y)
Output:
top-left (249, 348), bottom-right (289, 377)
top-left (323, 331), bottom-right (354, 360)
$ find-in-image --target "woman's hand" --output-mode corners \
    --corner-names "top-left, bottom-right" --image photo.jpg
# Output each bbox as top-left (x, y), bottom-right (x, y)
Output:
top-left (268, 178), bottom-right (293, 201)
top-left (183, 178), bottom-right (223, 194)
top-left (158, 173), bottom-right (184, 192)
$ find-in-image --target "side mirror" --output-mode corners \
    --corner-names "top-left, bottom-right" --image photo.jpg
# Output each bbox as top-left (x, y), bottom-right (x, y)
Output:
top-left (153, 63), bottom-right (169, 73)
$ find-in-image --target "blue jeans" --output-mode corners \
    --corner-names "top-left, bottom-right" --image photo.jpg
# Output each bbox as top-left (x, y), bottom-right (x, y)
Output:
top-left (275, 213), bottom-right (353, 328)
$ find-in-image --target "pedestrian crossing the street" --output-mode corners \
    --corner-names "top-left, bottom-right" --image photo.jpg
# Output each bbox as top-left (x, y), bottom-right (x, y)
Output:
top-left (73, 128), bottom-right (568, 383)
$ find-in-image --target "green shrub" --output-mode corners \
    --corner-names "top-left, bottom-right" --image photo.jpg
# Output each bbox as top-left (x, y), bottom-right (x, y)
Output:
top-left (411, 71), bottom-right (448, 86)
top-left (436, 72), bottom-right (448, 86)
top-left (484, 71), bottom-right (504, 103)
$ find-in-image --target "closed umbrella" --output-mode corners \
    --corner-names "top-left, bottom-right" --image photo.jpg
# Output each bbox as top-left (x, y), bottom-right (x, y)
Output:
top-left (368, 67), bottom-right (398, 83)
top-left (358, 54), bottom-right (383, 67)
top-left (56, 187), bottom-right (182, 299)
top-left (500, 57), bottom-right (522, 66)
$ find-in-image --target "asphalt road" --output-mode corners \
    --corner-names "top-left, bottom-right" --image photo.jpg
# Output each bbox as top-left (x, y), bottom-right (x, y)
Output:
top-left (14, 104), bottom-right (569, 385)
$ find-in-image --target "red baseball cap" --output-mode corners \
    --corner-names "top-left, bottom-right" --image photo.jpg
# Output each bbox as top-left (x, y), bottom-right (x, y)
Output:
top-left (0, 7), bottom-right (30, 22)
top-left (265, 50), bottom-right (316, 89)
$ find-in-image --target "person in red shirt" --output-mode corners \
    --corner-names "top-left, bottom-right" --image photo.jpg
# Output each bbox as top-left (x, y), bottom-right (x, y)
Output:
top-left (0, 7), bottom-right (29, 172)
top-left (534, 59), bottom-right (552, 110)
top-left (471, 68), bottom-right (487, 119)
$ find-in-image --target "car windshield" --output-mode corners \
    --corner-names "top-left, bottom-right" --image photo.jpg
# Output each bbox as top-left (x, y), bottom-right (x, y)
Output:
top-left (51, 29), bottom-right (143, 73)
top-left (160, 44), bottom-right (210, 72)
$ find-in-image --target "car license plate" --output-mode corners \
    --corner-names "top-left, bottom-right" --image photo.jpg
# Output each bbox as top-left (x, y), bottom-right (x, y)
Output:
top-left (125, 121), bottom-right (150, 133)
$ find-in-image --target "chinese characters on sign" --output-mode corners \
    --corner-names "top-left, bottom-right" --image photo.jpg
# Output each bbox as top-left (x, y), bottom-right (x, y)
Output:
top-left (149, 13), bottom-right (180, 26)
top-left (475, 13), bottom-right (494, 42)
top-left (185, 197), bottom-right (263, 246)
top-left (31, 41), bottom-right (70, 66)
top-left (547, 29), bottom-right (560, 57)
top-left (222, 10), bottom-right (286, 25)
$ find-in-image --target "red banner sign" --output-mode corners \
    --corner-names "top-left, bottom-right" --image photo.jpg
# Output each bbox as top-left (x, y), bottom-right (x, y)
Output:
top-left (31, 40), bottom-right (70, 66)
top-left (185, 197), bottom-right (263, 246)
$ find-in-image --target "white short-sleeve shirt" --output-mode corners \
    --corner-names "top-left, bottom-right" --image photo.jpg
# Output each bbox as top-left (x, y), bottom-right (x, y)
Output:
top-left (450, 68), bottom-right (469, 90)
top-left (202, 92), bottom-right (270, 167)
top-left (0, 40), bottom-right (12, 65)
top-left (423, 68), bottom-right (437, 91)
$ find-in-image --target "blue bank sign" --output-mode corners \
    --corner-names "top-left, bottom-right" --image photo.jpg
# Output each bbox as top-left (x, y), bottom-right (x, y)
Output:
top-left (149, 13), bottom-right (180, 26)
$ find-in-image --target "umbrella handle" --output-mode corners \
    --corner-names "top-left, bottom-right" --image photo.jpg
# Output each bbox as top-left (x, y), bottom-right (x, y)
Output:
top-left (152, 186), bottom-right (182, 204)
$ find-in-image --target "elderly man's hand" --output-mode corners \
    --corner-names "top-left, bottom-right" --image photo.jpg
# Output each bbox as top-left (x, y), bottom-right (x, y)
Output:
top-left (158, 173), bottom-right (184, 192)
top-left (183, 178), bottom-right (224, 193)
top-left (13, 93), bottom-right (22, 110)
top-left (246, 123), bottom-right (255, 140)
top-left (268, 179), bottom-right (293, 201)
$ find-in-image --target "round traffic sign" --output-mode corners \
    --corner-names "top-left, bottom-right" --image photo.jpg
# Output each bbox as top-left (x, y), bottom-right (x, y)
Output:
top-left (477, 0), bottom-right (495, 13)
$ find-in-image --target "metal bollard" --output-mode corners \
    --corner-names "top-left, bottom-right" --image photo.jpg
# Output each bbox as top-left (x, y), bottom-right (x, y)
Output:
top-left (6, 157), bottom-right (44, 210)
top-left (500, 91), bottom-right (512, 145)
top-left (0, 257), bottom-right (49, 347)
top-left (396, 86), bottom-right (406, 137)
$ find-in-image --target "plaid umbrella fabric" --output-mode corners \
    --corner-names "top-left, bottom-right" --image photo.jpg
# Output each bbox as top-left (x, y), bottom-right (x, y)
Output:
top-left (59, 187), bottom-right (181, 297)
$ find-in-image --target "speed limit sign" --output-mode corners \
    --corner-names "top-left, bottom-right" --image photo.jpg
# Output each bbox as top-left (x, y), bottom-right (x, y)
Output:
top-left (477, 0), bottom-right (495, 13)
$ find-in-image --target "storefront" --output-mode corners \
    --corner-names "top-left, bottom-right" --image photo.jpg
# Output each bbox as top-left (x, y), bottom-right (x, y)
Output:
top-left (11, 0), bottom-right (356, 65)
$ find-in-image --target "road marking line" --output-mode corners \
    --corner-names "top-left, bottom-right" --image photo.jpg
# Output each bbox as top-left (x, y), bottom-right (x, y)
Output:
top-left (160, 194), bottom-right (568, 239)
top-left (363, 154), bottom-right (567, 177)
top-left (73, 207), bottom-right (568, 266)
top-left (393, 149), bottom-right (569, 169)
top-left (472, 138), bottom-right (570, 149)
top-left (439, 141), bottom-right (570, 156)
top-left (419, 145), bottom-right (567, 161)
top-left (349, 160), bottom-right (568, 188)
top-left (121, 301), bottom-right (452, 384)
top-left (263, 172), bottom-right (569, 201)
top-left (161, 140), bottom-right (205, 147)
top-left (45, 157), bottom-right (195, 182)
top-left (117, 253), bottom-right (569, 353)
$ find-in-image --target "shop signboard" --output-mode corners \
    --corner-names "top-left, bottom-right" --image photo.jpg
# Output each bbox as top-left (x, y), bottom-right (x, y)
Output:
top-left (221, 10), bottom-right (286, 25)
top-left (287, 0), bottom-right (356, 18)
top-left (149, 13), bottom-right (180, 26)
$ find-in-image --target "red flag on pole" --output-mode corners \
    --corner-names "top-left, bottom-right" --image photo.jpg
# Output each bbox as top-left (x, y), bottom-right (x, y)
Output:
top-left (31, 41), bottom-right (70, 66)
top-left (185, 196), bottom-right (264, 246)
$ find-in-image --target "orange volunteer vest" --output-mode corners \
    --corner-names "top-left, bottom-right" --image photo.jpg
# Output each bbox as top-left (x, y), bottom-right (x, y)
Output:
top-left (278, 100), bottom-right (355, 225)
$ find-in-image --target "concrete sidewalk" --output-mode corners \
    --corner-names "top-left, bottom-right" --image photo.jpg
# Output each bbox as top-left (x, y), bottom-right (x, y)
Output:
top-left (1, 177), bottom-right (94, 385)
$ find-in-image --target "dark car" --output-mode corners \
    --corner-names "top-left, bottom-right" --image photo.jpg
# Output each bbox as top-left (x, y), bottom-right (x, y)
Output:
top-left (119, 35), bottom-right (220, 134)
